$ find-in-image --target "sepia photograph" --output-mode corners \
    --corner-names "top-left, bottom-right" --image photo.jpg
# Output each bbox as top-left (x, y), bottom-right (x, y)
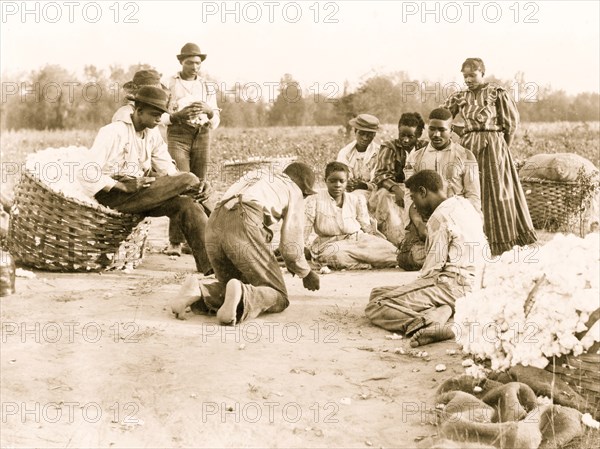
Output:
top-left (1, 1), bottom-right (599, 447)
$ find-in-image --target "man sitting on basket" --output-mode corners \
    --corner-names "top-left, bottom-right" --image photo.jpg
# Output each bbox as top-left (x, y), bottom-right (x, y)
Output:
top-left (77, 86), bottom-right (212, 275)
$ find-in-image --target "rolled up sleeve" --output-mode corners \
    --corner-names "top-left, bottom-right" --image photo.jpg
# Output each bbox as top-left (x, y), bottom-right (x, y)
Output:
top-left (280, 189), bottom-right (311, 278)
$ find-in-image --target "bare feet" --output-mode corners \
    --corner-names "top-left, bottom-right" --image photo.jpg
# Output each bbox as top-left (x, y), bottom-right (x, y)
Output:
top-left (217, 279), bottom-right (243, 326)
top-left (170, 275), bottom-right (201, 320)
top-left (405, 304), bottom-right (453, 337)
top-left (164, 243), bottom-right (182, 256)
top-left (410, 323), bottom-right (455, 347)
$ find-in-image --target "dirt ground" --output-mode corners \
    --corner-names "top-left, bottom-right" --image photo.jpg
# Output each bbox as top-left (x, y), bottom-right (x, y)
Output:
top-left (1, 217), bottom-right (473, 448)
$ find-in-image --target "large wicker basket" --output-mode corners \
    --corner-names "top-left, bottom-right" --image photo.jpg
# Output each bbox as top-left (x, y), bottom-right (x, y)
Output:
top-left (8, 171), bottom-right (148, 272)
top-left (524, 285), bottom-right (600, 417)
top-left (521, 178), bottom-right (591, 235)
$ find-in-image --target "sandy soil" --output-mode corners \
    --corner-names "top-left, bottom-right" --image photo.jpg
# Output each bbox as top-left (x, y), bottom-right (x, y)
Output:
top-left (1, 217), bottom-right (470, 448)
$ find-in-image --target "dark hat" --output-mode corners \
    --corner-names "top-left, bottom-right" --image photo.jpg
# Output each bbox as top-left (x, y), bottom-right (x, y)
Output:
top-left (133, 86), bottom-right (169, 114)
top-left (177, 43), bottom-right (207, 62)
top-left (348, 114), bottom-right (382, 132)
top-left (283, 162), bottom-right (318, 196)
top-left (123, 69), bottom-right (165, 91)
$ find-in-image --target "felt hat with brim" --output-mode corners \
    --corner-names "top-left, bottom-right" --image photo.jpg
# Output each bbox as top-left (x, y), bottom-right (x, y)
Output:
top-left (133, 86), bottom-right (169, 114)
top-left (283, 162), bottom-right (318, 196)
top-left (177, 43), bottom-right (207, 62)
top-left (123, 69), bottom-right (167, 93)
top-left (349, 114), bottom-right (382, 132)
top-left (124, 70), bottom-right (168, 102)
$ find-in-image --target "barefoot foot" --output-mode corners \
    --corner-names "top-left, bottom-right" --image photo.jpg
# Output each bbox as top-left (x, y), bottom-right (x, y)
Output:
top-left (217, 279), bottom-right (243, 326)
top-left (410, 323), bottom-right (455, 347)
top-left (170, 275), bottom-right (201, 320)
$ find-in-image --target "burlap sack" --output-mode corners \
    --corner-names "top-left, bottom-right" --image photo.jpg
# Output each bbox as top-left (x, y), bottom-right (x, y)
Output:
top-left (519, 153), bottom-right (598, 182)
top-left (538, 405), bottom-right (584, 449)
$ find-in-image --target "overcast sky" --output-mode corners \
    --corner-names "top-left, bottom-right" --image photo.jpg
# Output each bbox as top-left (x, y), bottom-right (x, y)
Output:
top-left (1, 0), bottom-right (599, 98)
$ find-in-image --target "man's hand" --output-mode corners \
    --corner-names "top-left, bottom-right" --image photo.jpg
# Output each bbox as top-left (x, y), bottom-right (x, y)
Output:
top-left (194, 180), bottom-right (214, 203)
top-left (409, 204), bottom-right (428, 240)
top-left (194, 101), bottom-right (215, 118)
top-left (451, 124), bottom-right (465, 137)
top-left (302, 270), bottom-right (320, 291)
top-left (112, 176), bottom-right (155, 193)
top-left (172, 102), bottom-right (214, 123)
top-left (408, 203), bottom-right (420, 222)
top-left (346, 178), bottom-right (368, 192)
top-left (181, 178), bottom-right (213, 203)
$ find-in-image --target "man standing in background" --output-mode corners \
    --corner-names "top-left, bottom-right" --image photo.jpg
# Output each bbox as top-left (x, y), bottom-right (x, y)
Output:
top-left (163, 42), bottom-right (221, 256)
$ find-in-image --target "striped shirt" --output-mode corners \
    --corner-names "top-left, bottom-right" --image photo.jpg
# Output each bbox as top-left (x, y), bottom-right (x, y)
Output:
top-left (304, 190), bottom-right (371, 241)
top-left (443, 83), bottom-right (519, 137)
top-left (405, 142), bottom-right (481, 215)
top-left (372, 139), bottom-right (428, 188)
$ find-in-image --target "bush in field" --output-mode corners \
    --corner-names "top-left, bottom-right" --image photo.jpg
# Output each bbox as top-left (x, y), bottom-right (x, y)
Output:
top-left (512, 122), bottom-right (600, 168)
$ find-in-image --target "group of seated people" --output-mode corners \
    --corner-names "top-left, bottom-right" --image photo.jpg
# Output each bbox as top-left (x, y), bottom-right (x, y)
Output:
top-left (306, 108), bottom-right (481, 273)
top-left (165, 107), bottom-right (487, 348)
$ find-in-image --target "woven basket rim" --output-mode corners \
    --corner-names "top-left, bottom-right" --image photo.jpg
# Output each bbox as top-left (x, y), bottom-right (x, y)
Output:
top-left (21, 170), bottom-right (129, 218)
top-left (223, 157), bottom-right (298, 167)
top-left (520, 177), bottom-right (583, 185)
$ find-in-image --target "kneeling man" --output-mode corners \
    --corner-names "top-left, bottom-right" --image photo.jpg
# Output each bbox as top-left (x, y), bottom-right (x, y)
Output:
top-left (170, 162), bottom-right (321, 325)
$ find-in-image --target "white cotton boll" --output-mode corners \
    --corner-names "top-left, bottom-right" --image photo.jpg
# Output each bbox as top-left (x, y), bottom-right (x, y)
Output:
top-left (455, 232), bottom-right (600, 369)
top-left (582, 413), bottom-right (600, 429)
top-left (573, 289), bottom-right (600, 313)
top-left (571, 343), bottom-right (585, 357)
top-left (465, 364), bottom-right (488, 379)
top-left (26, 147), bottom-right (100, 207)
top-left (558, 333), bottom-right (579, 351)
top-left (178, 96), bottom-right (210, 126)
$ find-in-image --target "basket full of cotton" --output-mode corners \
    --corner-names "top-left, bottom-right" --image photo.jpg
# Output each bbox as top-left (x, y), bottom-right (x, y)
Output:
top-left (8, 146), bottom-right (148, 272)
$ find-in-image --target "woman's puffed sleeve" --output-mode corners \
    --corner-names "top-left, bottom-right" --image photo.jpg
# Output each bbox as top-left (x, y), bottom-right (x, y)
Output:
top-left (496, 87), bottom-right (520, 137)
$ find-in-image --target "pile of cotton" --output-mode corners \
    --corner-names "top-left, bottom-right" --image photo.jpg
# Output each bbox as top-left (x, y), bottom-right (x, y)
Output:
top-left (455, 233), bottom-right (600, 370)
top-left (25, 146), bottom-right (101, 207)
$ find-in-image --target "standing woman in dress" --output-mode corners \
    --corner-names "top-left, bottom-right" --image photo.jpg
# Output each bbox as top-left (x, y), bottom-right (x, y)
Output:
top-left (443, 58), bottom-right (537, 256)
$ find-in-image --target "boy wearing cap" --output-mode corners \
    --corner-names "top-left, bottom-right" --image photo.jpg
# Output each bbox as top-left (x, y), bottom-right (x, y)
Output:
top-left (337, 113), bottom-right (382, 194)
top-left (170, 162), bottom-right (321, 326)
top-left (77, 86), bottom-right (212, 275)
top-left (163, 43), bottom-right (221, 256)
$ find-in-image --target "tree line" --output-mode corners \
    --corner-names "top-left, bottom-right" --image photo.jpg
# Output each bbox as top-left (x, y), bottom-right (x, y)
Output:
top-left (1, 64), bottom-right (598, 130)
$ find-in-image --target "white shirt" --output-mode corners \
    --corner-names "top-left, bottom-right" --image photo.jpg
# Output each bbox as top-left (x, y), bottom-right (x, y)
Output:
top-left (220, 170), bottom-right (311, 278)
top-left (420, 196), bottom-right (488, 282)
top-left (337, 140), bottom-right (380, 189)
top-left (78, 114), bottom-right (177, 196)
top-left (163, 73), bottom-right (220, 129)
